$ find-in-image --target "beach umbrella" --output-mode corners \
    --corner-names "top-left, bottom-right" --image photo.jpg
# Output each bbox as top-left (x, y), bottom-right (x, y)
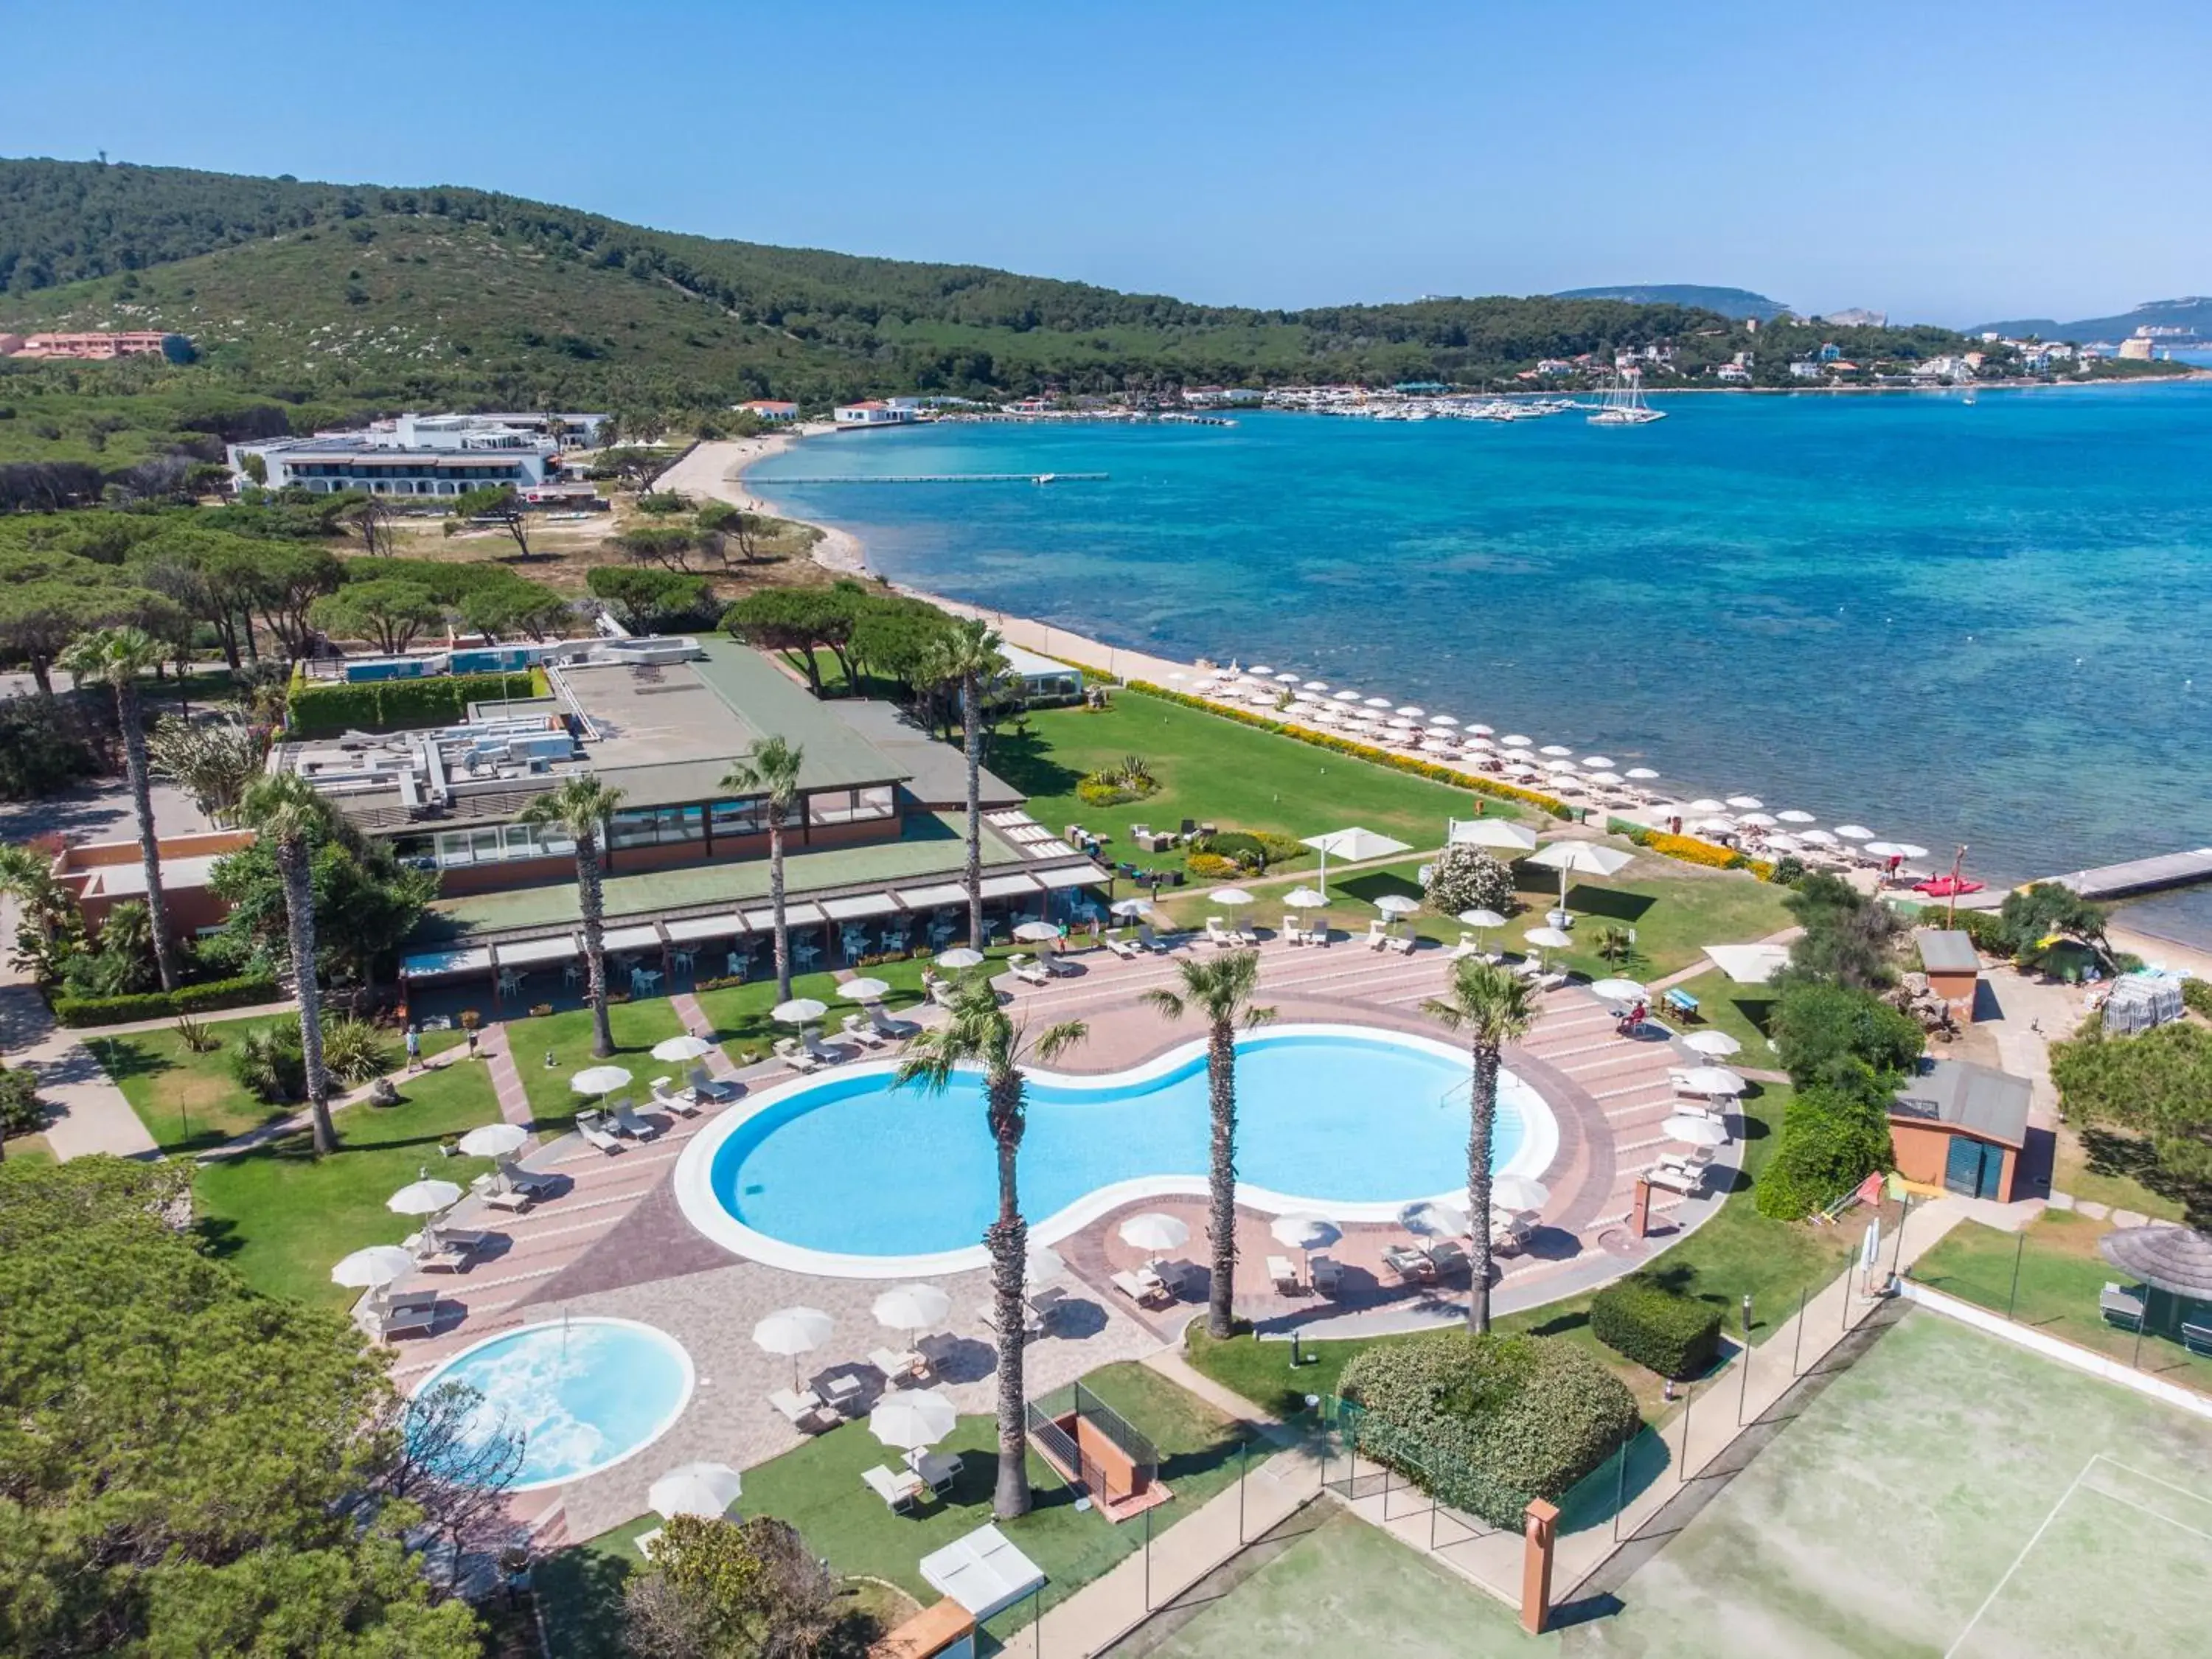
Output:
top-left (1590, 977), bottom-right (1647, 1002)
top-left (1725, 795), bottom-right (1764, 811)
top-left (1012, 922), bottom-right (1061, 944)
top-left (1523, 926), bottom-right (1572, 967)
top-left (1274, 670), bottom-right (1299, 683)
top-left (1208, 886), bottom-right (1255, 908)
top-left (1332, 688), bottom-right (1362, 702)
top-left (1450, 818), bottom-right (1539, 854)
top-left (1284, 888), bottom-right (1328, 908)
top-left (1663, 1114), bottom-right (1730, 1149)
top-left (570, 1064), bottom-right (633, 1097)
top-left (456, 1121), bottom-right (530, 1158)
top-left (2099, 1225), bottom-right (2212, 1301)
top-left (1691, 817), bottom-right (1739, 836)
top-left (1894, 842), bottom-right (1930, 860)
top-left (1290, 689), bottom-right (1320, 703)
top-left (1798, 828), bottom-right (1839, 846)
top-left (1624, 766), bottom-right (1660, 780)
top-left (752, 1306), bottom-right (834, 1391)
top-left (1270, 1214), bottom-right (1340, 1254)
top-left (1490, 1175), bottom-right (1552, 1214)
top-left (1683, 1029), bottom-right (1743, 1057)
top-left (1025, 1245), bottom-right (1066, 1287)
top-left (1586, 771), bottom-right (1625, 787)
top-left (1737, 812), bottom-right (1779, 829)
top-left (1683, 798), bottom-right (1726, 815)
top-left (1396, 705), bottom-right (1426, 718)
top-left (1387, 715), bottom-right (1419, 730)
top-left (1374, 894), bottom-right (1421, 917)
top-left (1364, 696), bottom-right (1393, 709)
top-left (1678, 1065), bottom-right (1747, 1096)
top-left (651, 1034), bottom-right (717, 1062)
top-left (1833, 824), bottom-right (1874, 841)
top-left (1118, 1211), bottom-right (1191, 1259)
top-left (1581, 756), bottom-right (1615, 769)
top-left (1777, 809), bottom-right (1818, 824)
top-left (1763, 834), bottom-right (1804, 853)
top-left (1502, 734), bottom-right (1533, 748)
top-left (1109, 898), bottom-right (1151, 919)
top-left (839, 976), bottom-right (893, 1001)
top-left (1862, 841), bottom-right (1912, 859)
top-left (936, 947), bottom-right (985, 970)
top-left (331, 1245), bottom-right (417, 1289)
top-left (387, 1177), bottom-right (462, 1217)
top-left (1458, 908), bottom-right (1507, 930)
top-left (1430, 714), bottom-right (1461, 728)
top-left (1399, 1200), bottom-right (1471, 1239)
top-left (1466, 723), bottom-right (1496, 737)
top-left (1248, 664), bottom-right (1273, 677)
top-left (872, 1283), bottom-right (952, 1342)
top-left (1301, 827), bottom-right (1411, 897)
top-left (1544, 758), bottom-right (1579, 773)
top-left (1313, 706), bottom-right (1343, 723)
top-left (1421, 737), bottom-right (1458, 752)
top-left (870, 1387), bottom-right (958, 1452)
top-left (650, 1462), bottom-right (744, 1520)
top-left (773, 998), bottom-right (827, 1025)
top-left (1540, 744), bottom-right (1573, 757)
top-left (1526, 841), bottom-right (1635, 911)
top-left (1302, 680), bottom-right (1329, 692)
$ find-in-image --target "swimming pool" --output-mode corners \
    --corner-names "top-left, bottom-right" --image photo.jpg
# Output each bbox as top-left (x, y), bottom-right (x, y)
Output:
top-left (675, 1024), bottom-right (1558, 1276)
top-left (412, 1318), bottom-right (695, 1491)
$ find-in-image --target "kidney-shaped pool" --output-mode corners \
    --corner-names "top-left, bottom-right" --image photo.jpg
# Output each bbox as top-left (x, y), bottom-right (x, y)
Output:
top-left (675, 1023), bottom-right (1558, 1276)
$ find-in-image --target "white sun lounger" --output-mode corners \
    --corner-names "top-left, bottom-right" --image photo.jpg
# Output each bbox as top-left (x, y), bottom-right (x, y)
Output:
top-left (1206, 917), bottom-right (1235, 948)
top-left (576, 1115), bottom-right (625, 1154)
top-left (687, 1064), bottom-right (740, 1102)
top-left (1310, 1253), bottom-right (1343, 1295)
top-left (863, 1463), bottom-right (928, 1512)
top-left (612, 1102), bottom-right (661, 1141)
top-left (1268, 1254), bottom-right (1301, 1293)
top-left (776, 1037), bottom-right (824, 1074)
top-left (1366, 919), bottom-right (1391, 951)
top-left (1281, 914), bottom-right (1307, 945)
top-left (842, 1012), bottom-right (888, 1048)
top-left (1136, 925), bottom-right (1172, 953)
top-left (1645, 1163), bottom-right (1705, 1195)
top-left (770, 1388), bottom-right (837, 1432)
top-left (650, 1076), bottom-right (702, 1116)
top-left (1007, 953), bottom-right (1053, 986)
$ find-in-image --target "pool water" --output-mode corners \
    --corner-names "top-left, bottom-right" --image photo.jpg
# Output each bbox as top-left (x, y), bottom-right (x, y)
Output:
top-left (697, 1027), bottom-right (1551, 1261)
top-left (414, 1318), bottom-right (695, 1490)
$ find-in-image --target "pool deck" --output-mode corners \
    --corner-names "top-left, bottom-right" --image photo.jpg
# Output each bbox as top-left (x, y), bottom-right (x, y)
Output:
top-left (375, 930), bottom-right (1731, 1542)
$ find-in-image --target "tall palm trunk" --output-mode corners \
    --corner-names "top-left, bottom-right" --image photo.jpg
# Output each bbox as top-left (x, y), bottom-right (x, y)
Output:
top-left (577, 830), bottom-right (613, 1058)
top-left (116, 680), bottom-right (178, 992)
top-left (768, 806), bottom-right (792, 1002)
top-left (1205, 1018), bottom-right (1240, 1339)
top-left (986, 1071), bottom-right (1032, 1520)
top-left (279, 835), bottom-right (335, 1155)
top-left (1467, 1040), bottom-right (1500, 1332)
top-left (963, 670), bottom-right (984, 951)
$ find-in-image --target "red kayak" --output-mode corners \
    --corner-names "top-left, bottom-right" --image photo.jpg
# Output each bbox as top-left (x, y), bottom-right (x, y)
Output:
top-left (1915, 876), bottom-right (1984, 897)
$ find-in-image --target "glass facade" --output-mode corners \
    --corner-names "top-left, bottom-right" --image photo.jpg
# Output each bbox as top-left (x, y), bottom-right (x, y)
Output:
top-left (806, 785), bottom-right (896, 827)
top-left (432, 822), bottom-right (572, 869)
top-left (610, 806), bottom-right (706, 849)
top-left (709, 796), bottom-right (766, 839)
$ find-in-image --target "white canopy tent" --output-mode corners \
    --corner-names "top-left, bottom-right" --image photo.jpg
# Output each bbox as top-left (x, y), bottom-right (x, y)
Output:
top-left (1525, 840), bottom-right (1635, 912)
top-left (1701, 942), bottom-right (1792, 984)
top-left (1301, 827), bottom-right (1412, 897)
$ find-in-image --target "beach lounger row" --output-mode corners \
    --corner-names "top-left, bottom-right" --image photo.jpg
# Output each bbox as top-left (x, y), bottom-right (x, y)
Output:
top-left (1280, 914), bottom-right (1330, 946)
top-left (1206, 916), bottom-right (1259, 948)
top-left (1366, 919), bottom-right (1415, 954)
top-left (1107, 925), bottom-right (1174, 959)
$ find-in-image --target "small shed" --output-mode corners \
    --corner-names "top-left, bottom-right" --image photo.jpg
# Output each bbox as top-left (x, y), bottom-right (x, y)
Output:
top-left (2103, 973), bottom-right (2185, 1035)
top-left (998, 644), bottom-right (1085, 708)
top-left (1915, 929), bottom-right (1982, 1023)
top-left (1889, 1059), bottom-right (2031, 1202)
top-left (919, 1523), bottom-right (1046, 1624)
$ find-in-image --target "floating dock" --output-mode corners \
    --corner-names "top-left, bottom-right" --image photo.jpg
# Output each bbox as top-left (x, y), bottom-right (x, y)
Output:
top-left (759, 471), bottom-right (1107, 484)
top-left (2049, 847), bottom-right (2212, 900)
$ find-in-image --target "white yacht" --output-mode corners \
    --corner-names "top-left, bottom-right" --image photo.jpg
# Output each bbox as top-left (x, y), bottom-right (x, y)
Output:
top-left (1587, 369), bottom-right (1668, 426)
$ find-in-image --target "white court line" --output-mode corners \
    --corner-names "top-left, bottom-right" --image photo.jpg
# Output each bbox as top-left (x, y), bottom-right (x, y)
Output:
top-left (2078, 1477), bottom-right (2212, 1547)
top-left (2091, 1454), bottom-right (2212, 1512)
top-left (1944, 1454), bottom-right (2098, 1659)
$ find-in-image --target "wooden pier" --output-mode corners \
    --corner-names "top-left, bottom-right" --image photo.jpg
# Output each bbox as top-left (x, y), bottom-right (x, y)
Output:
top-left (759, 471), bottom-right (1108, 484)
top-left (2048, 846), bottom-right (2212, 900)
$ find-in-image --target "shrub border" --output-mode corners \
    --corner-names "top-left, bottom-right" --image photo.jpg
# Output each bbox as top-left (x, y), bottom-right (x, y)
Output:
top-left (52, 974), bottom-right (281, 1028)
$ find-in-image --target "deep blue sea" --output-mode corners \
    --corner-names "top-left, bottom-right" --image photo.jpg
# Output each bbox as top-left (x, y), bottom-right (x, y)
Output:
top-left (751, 388), bottom-right (2212, 945)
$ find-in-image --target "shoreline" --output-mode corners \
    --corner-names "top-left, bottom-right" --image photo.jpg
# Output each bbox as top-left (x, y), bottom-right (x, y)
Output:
top-left (714, 430), bottom-right (2212, 946)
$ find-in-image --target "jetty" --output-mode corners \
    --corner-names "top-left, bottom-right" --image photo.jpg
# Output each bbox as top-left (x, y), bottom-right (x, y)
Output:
top-left (2049, 846), bottom-right (2212, 900)
top-left (759, 471), bottom-right (1107, 484)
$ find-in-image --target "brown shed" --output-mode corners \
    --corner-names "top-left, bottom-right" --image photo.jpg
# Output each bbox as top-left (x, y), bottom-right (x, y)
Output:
top-left (1915, 928), bottom-right (1982, 1023)
top-left (1889, 1059), bottom-right (2031, 1202)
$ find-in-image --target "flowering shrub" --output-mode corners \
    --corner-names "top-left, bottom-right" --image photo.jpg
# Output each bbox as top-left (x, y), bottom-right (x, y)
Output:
top-left (1423, 844), bottom-right (1516, 915)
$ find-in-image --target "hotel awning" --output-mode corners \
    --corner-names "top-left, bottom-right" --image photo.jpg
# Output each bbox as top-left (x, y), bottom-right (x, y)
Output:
top-left (401, 946), bottom-right (493, 980)
top-left (894, 882), bottom-right (970, 909)
top-left (743, 900), bottom-right (827, 931)
top-left (821, 891), bottom-right (902, 921)
top-left (1032, 864), bottom-right (1105, 891)
top-left (664, 913), bottom-right (748, 943)
top-left (602, 924), bottom-right (664, 953)
top-left (495, 934), bottom-right (580, 967)
top-left (978, 873), bottom-right (1043, 900)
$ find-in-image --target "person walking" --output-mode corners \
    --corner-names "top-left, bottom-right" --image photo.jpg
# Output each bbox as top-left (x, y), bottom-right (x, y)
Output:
top-left (405, 1023), bottom-right (422, 1072)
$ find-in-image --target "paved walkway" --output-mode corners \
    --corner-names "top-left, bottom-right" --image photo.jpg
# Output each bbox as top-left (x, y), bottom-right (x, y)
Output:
top-left (475, 1023), bottom-right (535, 1126)
top-left (1, 984), bottom-right (160, 1160)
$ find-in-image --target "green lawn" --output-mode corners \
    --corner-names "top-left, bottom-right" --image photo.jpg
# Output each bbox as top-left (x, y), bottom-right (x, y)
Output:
top-left (1, 1134), bottom-right (55, 1167)
top-left (501, 1000), bottom-right (692, 1134)
top-left (192, 1050), bottom-right (505, 1306)
top-left (692, 959), bottom-right (942, 1063)
top-left (1908, 1210), bottom-right (2212, 1395)
top-left (538, 1361), bottom-right (1259, 1659)
top-left (2051, 1125), bottom-right (2193, 1224)
top-left (95, 1013), bottom-right (303, 1154)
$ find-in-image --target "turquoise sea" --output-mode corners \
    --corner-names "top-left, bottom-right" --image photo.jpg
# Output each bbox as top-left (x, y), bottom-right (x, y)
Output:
top-left (750, 387), bottom-right (2212, 946)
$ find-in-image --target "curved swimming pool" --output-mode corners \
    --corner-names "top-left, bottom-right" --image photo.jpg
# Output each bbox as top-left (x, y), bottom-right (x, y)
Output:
top-left (675, 1023), bottom-right (1558, 1276)
top-left (413, 1318), bottom-right (695, 1491)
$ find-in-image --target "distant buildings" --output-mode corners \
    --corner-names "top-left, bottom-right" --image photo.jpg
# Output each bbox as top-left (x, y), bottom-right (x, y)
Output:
top-left (0, 329), bottom-right (174, 360)
top-left (1716, 363), bottom-right (1752, 383)
top-left (833, 400), bottom-right (916, 428)
top-left (1789, 361), bottom-right (1824, 380)
top-left (1182, 386), bottom-right (1265, 407)
top-left (1820, 307), bottom-right (1888, 328)
top-left (2119, 335), bottom-right (2157, 361)
top-left (735, 400), bottom-right (799, 422)
top-left (227, 411), bottom-right (601, 496)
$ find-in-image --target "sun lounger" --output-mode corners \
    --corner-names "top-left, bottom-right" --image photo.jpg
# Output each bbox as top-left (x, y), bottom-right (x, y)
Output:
top-left (869, 1006), bottom-right (917, 1041)
top-left (1310, 1253), bottom-right (1343, 1295)
top-left (1645, 1163), bottom-right (1704, 1196)
top-left (1381, 1244), bottom-right (1436, 1282)
top-left (1268, 1254), bottom-right (1301, 1293)
top-left (1425, 1238), bottom-right (1472, 1277)
top-left (908, 1447), bottom-right (964, 1494)
top-left (1107, 931), bottom-right (1147, 959)
top-left (978, 1300), bottom-right (1046, 1339)
top-left (1234, 921), bottom-right (1259, 945)
top-left (1112, 1269), bottom-right (1172, 1307)
top-left (1279, 914), bottom-right (1307, 945)
top-left (1026, 1284), bottom-right (1069, 1327)
top-left (650, 1076), bottom-right (703, 1116)
top-left (1137, 925), bottom-right (1172, 953)
top-left (1531, 969), bottom-right (1568, 991)
top-left (775, 1037), bottom-right (824, 1074)
top-left (1366, 919), bottom-right (1390, 951)
top-left (803, 1031), bottom-right (849, 1065)
top-left (472, 1172), bottom-right (534, 1213)
top-left (863, 1464), bottom-right (928, 1512)
top-left (770, 1388), bottom-right (837, 1432)
top-left (1008, 953), bottom-right (1053, 986)
top-left (576, 1116), bottom-right (625, 1154)
top-left (375, 1296), bottom-right (442, 1338)
top-left (686, 1064), bottom-right (740, 1102)
top-left (413, 1225), bottom-right (485, 1273)
top-left (1205, 917), bottom-right (1235, 949)
top-left (869, 1346), bottom-right (928, 1384)
top-left (497, 1155), bottom-right (559, 1197)
top-left (2100, 1282), bottom-right (2146, 1330)
top-left (613, 1103), bottom-right (661, 1141)
top-left (1487, 1220), bottom-right (1526, 1255)
top-left (1386, 929), bottom-right (1416, 955)
top-left (842, 1012), bottom-right (888, 1048)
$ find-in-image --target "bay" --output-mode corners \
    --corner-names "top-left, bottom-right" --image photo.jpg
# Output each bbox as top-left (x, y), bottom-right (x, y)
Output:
top-left (750, 388), bottom-right (2212, 945)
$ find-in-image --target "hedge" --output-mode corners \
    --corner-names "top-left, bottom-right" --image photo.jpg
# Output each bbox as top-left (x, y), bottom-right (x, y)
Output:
top-left (1589, 1276), bottom-right (1725, 1379)
top-left (52, 974), bottom-right (281, 1028)
top-left (287, 669), bottom-right (545, 737)
top-left (1609, 819), bottom-right (1775, 880)
top-left (1338, 1330), bottom-right (1638, 1526)
top-left (1127, 683), bottom-right (1574, 819)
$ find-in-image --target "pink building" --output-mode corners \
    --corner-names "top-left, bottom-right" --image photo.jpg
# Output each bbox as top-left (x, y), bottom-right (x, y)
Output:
top-left (2, 330), bottom-right (173, 361)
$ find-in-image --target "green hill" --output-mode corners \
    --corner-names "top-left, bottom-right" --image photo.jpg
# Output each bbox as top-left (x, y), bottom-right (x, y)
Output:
top-left (1552, 284), bottom-right (1789, 321)
top-left (1972, 296), bottom-right (2212, 341)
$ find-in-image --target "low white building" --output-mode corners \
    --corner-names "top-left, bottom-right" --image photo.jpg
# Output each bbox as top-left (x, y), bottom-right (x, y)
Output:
top-left (833, 401), bottom-right (916, 428)
top-left (227, 412), bottom-right (585, 495)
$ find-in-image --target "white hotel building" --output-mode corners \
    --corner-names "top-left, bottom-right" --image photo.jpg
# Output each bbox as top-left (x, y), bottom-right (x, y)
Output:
top-left (226, 411), bottom-right (608, 497)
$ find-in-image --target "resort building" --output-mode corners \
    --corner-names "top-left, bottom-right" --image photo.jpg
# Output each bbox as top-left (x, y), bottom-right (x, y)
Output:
top-left (49, 830), bottom-right (256, 938)
top-left (998, 644), bottom-right (1086, 707)
top-left (832, 401), bottom-right (915, 428)
top-left (735, 400), bottom-right (799, 422)
top-left (0, 329), bottom-right (173, 360)
top-left (226, 412), bottom-right (595, 496)
top-left (2119, 335), bottom-right (2157, 361)
top-left (1888, 1058), bottom-right (2031, 1202)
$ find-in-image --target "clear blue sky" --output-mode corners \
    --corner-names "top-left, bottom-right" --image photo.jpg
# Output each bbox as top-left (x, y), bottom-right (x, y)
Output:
top-left (3, 0), bottom-right (2205, 325)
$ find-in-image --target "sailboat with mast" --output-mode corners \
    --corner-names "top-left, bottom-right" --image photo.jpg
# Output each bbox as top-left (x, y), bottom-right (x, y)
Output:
top-left (1587, 366), bottom-right (1667, 426)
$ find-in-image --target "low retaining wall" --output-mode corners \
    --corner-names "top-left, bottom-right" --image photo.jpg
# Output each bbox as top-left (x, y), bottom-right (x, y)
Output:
top-left (1897, 1279), bottom-right (2212, 1422)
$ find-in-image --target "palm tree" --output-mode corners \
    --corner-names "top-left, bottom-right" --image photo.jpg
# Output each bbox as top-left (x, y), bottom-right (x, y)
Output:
top-left (1422, 958), bottom-right (1541, 1333)
top-left (59, 626), bottom-right (179, 991)
top-left (1141, 949), bottom-right (1273, 1339)
top-left (239, 773), bottom-right (341, 1155)
top-left (931, 619), bottom-right (1007, 951)
top-left (719, 737), bottom-right (804, 1003)
top-left (894, 974), bottom-right (1087, 1520)
top-left (517, 776), bottom-right (627, 1059)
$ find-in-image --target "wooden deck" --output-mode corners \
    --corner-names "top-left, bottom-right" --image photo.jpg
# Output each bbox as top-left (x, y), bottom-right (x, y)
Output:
top-left (2050, 846), bottom-right (2212, 900)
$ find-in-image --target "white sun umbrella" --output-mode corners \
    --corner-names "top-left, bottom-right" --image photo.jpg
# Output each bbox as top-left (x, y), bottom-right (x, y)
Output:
top-left (331, 1244), bottom-right (417, 1289)
top-left (1119, 1211), bottom-right (1191, 1262)
top-left (1374, 894), bottom-right (1421, 918)
top-left (1396, 705), bottom-right (1426, 718)
top-left (1523, 925), bottom-right (1572, 965)
top-left (1683, 798), bottom-right (1726, 815)
top-left (1109, 898), bottom-right (1151, 919)
top-left (1274, 670), bottom-right (1299, 683)
top-left (1833, 824), bottom-right (1875, 841)
top-left (1581, 756), bottom-right (1615, 769)
top-left (1420, 737), bottom-right (1457, 752)
top-left (650, 1462), bottom-right (744, 1520)
top-left (1430, 714), bottom-right (1461, 728)
top-left (1458, 907), bottom-right (1507, 931)
top-left (1301, 827), bottom-right (1411, 897)
top-left (1364, 696), bottom-right (1393, 709)
top-left (1663, 1114), bottom-right (1730, 1149)
top-left (1271, 1213), bottom-right (1340, 1256)
top-left (1012, 922), bottom-right (1062, 944)
top-left (1736, 812), bottom-right (1779, 829)
top-left (570, 1064), bottom-right (633, 1097)
top-left (1544, 758), bottom-right (1579, 773)
top-left (1725, 795), bottom-right (1764, 811)
top-left (1465, 722), bottom-right (1495, 737)
top-left (1590, 977), bottom-right (1647, 1002)
top-left (1284, 887), bottom-right (1328, 909)
top-left (839, 976), bottom-right (893, 1001)
top-left (1290, 689), bottom-right (1320, 703)
top-left (1526, 840), bottom-right (1635, 911)
top-left (1399, 1200), bottom-right (1470, 1239)
top-left (1502, 734), bottom-right (1532, 748)
top-left (1865, 841), bottom-right (1929, 860)
top-left (1682, 1029), bottom-right (1743, 1057)
top-left (1313, 706), bottom-right (1344, 723)
top-left (1490, 1174), bottom-right (1551, 1215)
top-left (936, 947), bottom-right (986, 970)
top-left (1025, 1244), bottom-right (1066, 1287)
top-left (1209, 886), bottom-right (1256, 908)
top-left (773, 998), bottom-right (827, 1025)
top-left (1798, 828), bottom-right (1839, 846)
top-left (870, 1386), bottom-right (958, 1452)
top-left (872, 1283), bottom-right (952, 1343)
top-left (1387, 716), bottom-right (1418, 731)
top-left (1776, 809), bottom-right (1817, 824)
top-left (1451, 818), bottom-right (1539, 852)
top-left (652, 1034), bottom-right (717, 1062)
top-left (456, 1121), bottom-right (530, 1158)
top-left (1248, 664), bottom-right (1273, 676)
top-left (1678, 1065), bottom-right (1747, 1096)
top-left (1624, 766), bottom-right (1660, 781)
top-left (1586, 771), bottom-right (1625, 787)
top-left (1539, 743), bottom-right (1573, 757)
top-left (1692, 817), bottom-right (1739, 836)
top-left (753, 1306), bottom-right (834, 1391)
top-left (387, 1177), bottom-right (463, 1217)
top-left (1332, 688), bottom-right (1361, 703)
top-left (1302, 680), bottom-right (1329, 692)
